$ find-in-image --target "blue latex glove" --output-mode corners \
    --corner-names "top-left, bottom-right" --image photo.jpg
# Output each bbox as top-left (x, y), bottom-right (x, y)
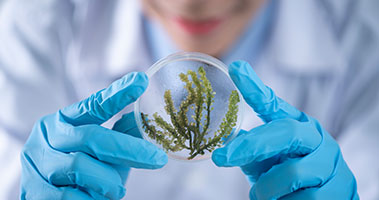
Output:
top-left (212, 61), bottom-right (359, 200)
top-left (20, 72), bottom-right (168, 200)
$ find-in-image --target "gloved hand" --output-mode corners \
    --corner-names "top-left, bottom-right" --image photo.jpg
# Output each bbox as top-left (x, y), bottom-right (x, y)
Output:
top-left (212, 61), bottom-right (359, 200)
top-left (20, 72), bottom-right (168, 200)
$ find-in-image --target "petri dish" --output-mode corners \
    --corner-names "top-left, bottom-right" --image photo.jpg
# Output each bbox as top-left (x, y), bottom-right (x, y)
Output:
top-left (134, 52), bottom-right (244, 161)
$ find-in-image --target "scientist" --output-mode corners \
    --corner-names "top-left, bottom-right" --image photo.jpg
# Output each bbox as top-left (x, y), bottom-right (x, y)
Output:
top-left (0, 0), bottom-right (378, 199)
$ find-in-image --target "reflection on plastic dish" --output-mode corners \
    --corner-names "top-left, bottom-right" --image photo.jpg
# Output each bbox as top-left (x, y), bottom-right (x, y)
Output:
top-left (134, 52), bottom-right (244, 161)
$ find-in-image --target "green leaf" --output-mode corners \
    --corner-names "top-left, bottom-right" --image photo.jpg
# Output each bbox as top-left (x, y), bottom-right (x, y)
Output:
top-left (140, 67), bottom-right (240, 159)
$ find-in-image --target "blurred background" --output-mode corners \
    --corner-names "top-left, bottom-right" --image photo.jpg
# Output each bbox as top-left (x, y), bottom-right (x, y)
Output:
top-left (1, 0), bottom-right (378, 200)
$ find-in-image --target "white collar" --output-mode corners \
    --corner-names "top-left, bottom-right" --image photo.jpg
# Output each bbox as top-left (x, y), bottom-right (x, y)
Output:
top-left (104, 0), bottom-right (152, 78)
top-left (105, 0), bottom-right (345, 78)
top-left (264, 0), bottom-right (345, 75)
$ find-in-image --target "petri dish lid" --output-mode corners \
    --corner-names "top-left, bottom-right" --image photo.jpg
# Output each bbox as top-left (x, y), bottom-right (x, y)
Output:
top-left (134, 52), bottom-right (244, 161)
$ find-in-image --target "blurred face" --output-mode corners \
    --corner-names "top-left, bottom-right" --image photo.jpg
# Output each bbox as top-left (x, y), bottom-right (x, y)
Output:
top-left (141, 0), bottom-right (265, 57)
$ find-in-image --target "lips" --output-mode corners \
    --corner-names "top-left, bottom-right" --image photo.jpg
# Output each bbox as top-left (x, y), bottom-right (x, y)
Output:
top-left (173, 17), bottom-right (223, 35)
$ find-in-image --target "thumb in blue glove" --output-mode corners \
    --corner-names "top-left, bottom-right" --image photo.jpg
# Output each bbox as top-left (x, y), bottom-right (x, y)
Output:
top-left (212, 61), bottom-right (358, 200)
top-left (20, 72), bottom-right (168, 200)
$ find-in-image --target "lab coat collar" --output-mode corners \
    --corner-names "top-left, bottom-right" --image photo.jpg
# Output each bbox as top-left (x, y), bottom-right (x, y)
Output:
top-left (265, 0), bottom-right (344, 75)
top-left (104, 0), bottom-right (152, 78)
top-left (105, 0), bottom-right (345, 78)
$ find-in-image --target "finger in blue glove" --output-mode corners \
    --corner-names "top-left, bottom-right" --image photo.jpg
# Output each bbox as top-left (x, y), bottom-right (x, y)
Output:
top-left (212, 61), bottom-right (358, 200)
top-left (21, 72), bottom-right (168, 200)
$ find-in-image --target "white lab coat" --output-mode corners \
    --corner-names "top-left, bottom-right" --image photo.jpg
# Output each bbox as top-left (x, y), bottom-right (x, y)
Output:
top-left (1, 0), bottom-right (379, 199)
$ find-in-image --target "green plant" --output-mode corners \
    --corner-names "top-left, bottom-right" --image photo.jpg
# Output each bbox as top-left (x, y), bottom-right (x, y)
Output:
top-left (141, 67), bottom-right (240, 160)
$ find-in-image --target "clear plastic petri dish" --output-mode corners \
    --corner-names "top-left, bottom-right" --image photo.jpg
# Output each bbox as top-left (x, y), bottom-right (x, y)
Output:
top-left (134, 52), bottom-right (244, 161)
